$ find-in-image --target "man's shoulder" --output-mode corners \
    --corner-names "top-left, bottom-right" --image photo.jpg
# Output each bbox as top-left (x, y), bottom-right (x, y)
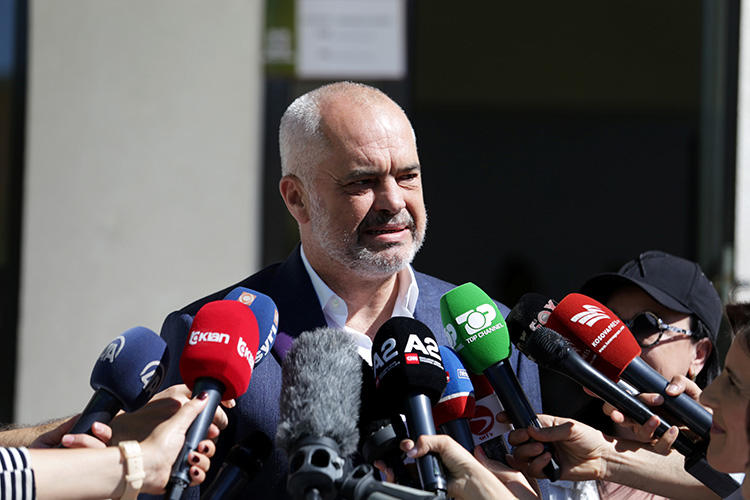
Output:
top-left (413, 270), bottom-right (510, 317)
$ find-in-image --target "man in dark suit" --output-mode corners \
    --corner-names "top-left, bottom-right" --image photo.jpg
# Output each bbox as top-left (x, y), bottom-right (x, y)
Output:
top-left (155, 82), bottom-right (544, 499)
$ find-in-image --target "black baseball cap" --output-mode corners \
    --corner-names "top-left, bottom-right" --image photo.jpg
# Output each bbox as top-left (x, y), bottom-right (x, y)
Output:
top-left (580, 250), bottom-right (722, 343)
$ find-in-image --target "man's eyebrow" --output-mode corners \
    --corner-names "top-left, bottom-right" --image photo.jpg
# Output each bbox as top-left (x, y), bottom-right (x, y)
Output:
top-left (726, 366), bottom-right (750, 394)
top-left (340, 164), bottom-right (421, 182)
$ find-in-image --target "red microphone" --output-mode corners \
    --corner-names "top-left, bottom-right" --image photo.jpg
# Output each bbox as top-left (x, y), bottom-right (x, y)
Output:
top-left (167, 300), bottom-right (260, 500)
top-left (468, 373), bottom-right (511, 461)
top-left (548, 293), bottom-right (712, 441)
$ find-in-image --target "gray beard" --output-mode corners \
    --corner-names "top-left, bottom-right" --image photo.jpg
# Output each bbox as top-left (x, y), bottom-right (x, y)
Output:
top-left (307, 198), bottom-right (426, 277)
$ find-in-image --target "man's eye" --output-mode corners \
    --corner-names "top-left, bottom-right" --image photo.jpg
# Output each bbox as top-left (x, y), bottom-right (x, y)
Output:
top-left (398, 174), bottom-right (419, 183)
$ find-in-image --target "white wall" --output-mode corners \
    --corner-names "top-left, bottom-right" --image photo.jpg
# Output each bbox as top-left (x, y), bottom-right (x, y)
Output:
top-left (18, 0), bottom-right (265, 421)
top-left (736, 0), bottom-right (750, 303)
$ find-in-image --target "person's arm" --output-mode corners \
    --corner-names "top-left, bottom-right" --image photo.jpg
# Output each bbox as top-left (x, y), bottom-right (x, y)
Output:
top-left (508, 414), bottom-right (719, 500)
top-left (401, 434), bottom-right (538, 500)
top-left (0, 418), bottom-right (71, 447)
top-left (29, 395), bottom-right (215, 500)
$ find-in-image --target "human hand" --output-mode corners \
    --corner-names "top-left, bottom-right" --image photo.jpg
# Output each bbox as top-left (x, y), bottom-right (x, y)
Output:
top-left (400, 435), bottom-right (523, 500)
top-left (30, 415), bottom-right (111, 449)
top-left (507, 414), bottom-right (611, 481)
top-left (109, 384), bottom-right (232, 444)
top-left (139, 394), bottom-right (217, 493)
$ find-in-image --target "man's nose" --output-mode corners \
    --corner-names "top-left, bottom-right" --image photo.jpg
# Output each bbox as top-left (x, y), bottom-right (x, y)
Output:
top-left (373, 177), bottom-right (406, 214)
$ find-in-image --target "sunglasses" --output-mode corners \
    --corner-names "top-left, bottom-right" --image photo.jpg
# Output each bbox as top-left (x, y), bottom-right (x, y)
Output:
top-left (624, 311), bottom-right (694, 348)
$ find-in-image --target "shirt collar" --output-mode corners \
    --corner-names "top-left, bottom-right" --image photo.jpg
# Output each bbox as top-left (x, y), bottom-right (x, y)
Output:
top-left (299, 245), bottom-right (420, 361)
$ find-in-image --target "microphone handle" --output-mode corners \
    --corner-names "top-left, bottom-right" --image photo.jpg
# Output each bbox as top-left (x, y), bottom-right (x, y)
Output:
top-left (548, 352), bottom-right (739, 495)
top-left (484, 360), bottom-right (562, 481)
top-left (438, 418), bottom-right (474, 452)
top-left (403, 394), bottom-right (448, 493)
top-left (623, 357), bottom-right (712, 440)
top-left (68, 389), bottom-right (122, 436)
top-left (166, 378), bottom-right (224, 500)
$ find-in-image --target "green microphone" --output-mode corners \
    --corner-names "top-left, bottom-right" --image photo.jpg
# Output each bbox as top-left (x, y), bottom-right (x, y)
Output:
top-left (440, 282), bottom-right (561, 481)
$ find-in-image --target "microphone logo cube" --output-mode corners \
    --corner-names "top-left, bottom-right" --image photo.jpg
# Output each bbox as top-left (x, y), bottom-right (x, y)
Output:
top-left (237, 291), bottom-right (257, 306)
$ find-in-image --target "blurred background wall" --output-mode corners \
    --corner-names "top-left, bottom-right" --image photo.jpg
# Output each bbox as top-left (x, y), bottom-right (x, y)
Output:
top-left (0, 0), bottom-right (748, 423)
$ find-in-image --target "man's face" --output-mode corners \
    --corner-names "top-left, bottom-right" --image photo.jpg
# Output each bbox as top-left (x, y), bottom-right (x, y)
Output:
top-left (302, 99), bottom-right (427, 277)
top-left (606, 286), bottom-right (697, 383)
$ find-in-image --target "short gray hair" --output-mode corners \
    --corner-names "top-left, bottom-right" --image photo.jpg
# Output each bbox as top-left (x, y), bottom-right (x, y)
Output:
top-left (278, 81), bottom-right (411, 183)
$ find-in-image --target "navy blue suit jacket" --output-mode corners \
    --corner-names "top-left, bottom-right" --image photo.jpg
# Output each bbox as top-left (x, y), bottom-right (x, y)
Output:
top-left (152, 246), bottom-right (545, 499)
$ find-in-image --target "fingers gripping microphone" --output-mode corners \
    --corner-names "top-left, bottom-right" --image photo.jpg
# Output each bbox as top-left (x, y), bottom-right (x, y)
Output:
top-left (277, 327), bottom-right (362, 500)
top-left (506, 293), bottom-right (741, 498)
top-left (70, 326), bottom-right (168, 435)
top-left (371, 317), bottom-right (448, 494)
top-left (167, 300), bottom-right (259, 500)
top-left (433, 346), bottom-right (476, 452)
top-left (200, 431), bottom-right (273, 500)
top-left (223, 287), bottom-right (279, 367)
top-left (548, 293), bottom-right (713, 441)
top-left (440, 283), bottom-right (561, 481)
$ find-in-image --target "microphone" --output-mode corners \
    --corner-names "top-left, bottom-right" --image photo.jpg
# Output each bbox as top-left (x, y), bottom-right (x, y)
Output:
top-left (276, 327), bottom-right (362, 500)
top-left (200, 431), bottom-right (273, 500)
top-left (468, 373), bottom-right (511, 461)
top-left (439, 283), bottom-right (561, 481)
top-left (506, 293), bottom-right (740, 498)
top-left (371, 317), bottom-right (448, 494)
top-left (547, 293), bottom-right (713, 441)
top-left (433, 346), bottom-right (475, 452)
top-left (223, 287), bottom-right (279, 366)
top-left (69, 326), bottom-right (168, 435)
top-left (167, 300), bottom-right (259, 500)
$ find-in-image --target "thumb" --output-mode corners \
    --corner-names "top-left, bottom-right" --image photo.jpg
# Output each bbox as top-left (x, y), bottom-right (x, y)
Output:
top-left (526, 422), bottom-right (575, 443)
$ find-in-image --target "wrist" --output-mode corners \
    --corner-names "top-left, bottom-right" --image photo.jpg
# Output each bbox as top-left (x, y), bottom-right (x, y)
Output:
top-left (118, 440), bottom-right (145, 500)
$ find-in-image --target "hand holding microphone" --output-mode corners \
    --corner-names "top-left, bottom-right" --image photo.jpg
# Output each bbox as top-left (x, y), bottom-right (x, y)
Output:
top-left (440, 283), bottom-right (561, 481)
top-left (166, 300), bottom-right (259, 500)
top-left (67, 326), bottom-right (169, 437)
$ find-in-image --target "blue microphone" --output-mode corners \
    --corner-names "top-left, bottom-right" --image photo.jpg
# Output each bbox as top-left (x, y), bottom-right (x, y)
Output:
top-left (433, 346), bottom-right (476, 451)
top-left (223, 287), bottom-right (278, 367)
top-left (69, 326), bottom-right (169, 435)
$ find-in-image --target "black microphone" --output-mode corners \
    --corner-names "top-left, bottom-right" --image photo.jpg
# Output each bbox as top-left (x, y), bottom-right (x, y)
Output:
top-left (200, 431), bottom-right (272, 500)
top-left (69, 327), bottom-right (168, 436)
top-left (506, 294), bottom-right (741, 498)
top-left (277, 327), bottom-right (362, 500)
top-left (547, 292), bottom-right (714, 441)
top-left (371, 317), bottom-right (448, 494)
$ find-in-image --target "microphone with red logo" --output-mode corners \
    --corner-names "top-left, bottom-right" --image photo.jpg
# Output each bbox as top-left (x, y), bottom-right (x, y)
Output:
top-left (506, 293), bottom-right (741, 498)
top-left (468, 373), bottom-right (510, 462)
top-left (433, 346), bottom-right (475, 452)
top-left (546, 293), bottom-right (713, 441)
top-left (69, 326), bottom-right (168, 436)
top-left (166, 300), bottom-right (259, 500)
top-left (440, 283), bottom-right (561, 481)
top-left (223, 287), bottom-right (278, 367)
top-left (371, 317), bottom-right (448, 494)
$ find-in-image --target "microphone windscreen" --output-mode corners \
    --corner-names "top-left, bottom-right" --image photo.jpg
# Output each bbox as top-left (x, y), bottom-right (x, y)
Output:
top-left (548, 293), bottom-right (641, 381)
top-left (433, 346), bottom-right (475, 426)
top-left (179, 300), bottom-right (259, 400)
top-left (440, 283), bottom-right (510, 373)
top-left (505, 293), bottom-right (556, 345)
top-left (371, 316), bottom-right (446, 410)
top-left (223, 287), bottom-right (279, 366)
top-left (90, 326), bottom-right (169, 412)
top-left (277, 327), bottom-right (362, 458)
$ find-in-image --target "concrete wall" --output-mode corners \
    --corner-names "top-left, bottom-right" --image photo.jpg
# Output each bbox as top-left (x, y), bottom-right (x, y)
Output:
top-left (18, 0), bottom-right (264, 421)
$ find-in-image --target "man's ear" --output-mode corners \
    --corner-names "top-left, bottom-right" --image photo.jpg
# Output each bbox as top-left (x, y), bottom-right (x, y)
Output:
top-left (689, 337), bottom-right (712, 379)
top-left (279, 175), bottom-right (310, 224)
